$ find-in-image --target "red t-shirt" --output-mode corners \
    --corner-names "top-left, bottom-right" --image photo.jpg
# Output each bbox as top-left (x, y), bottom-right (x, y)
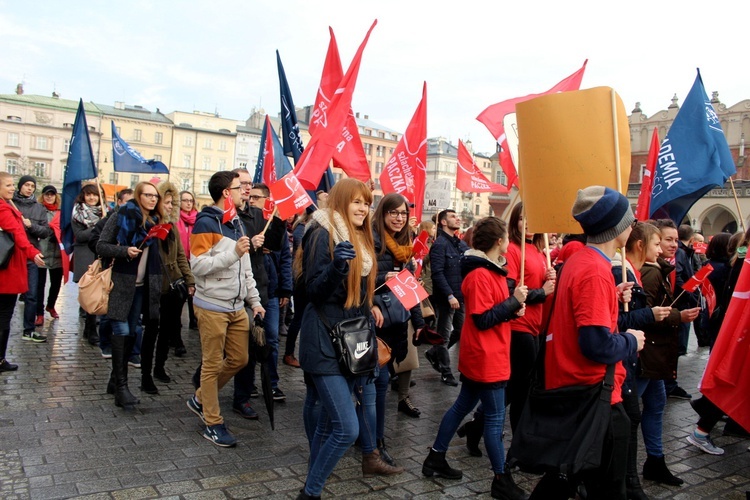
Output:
top-left (458, 267), bottom-right (512, 383)
top-left (506, 241), bottom-right (548, 335)
top-left (544, 247), bottom-right (625, 404)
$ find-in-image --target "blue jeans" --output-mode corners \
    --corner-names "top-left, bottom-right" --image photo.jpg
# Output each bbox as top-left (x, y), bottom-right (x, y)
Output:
top-left (355, 374), bottom-right (379, 454)
top-left (305, 374), bottom-right (360, 496)
top-left (98, 315), bottom-right (112, 351)
top-left (434, 381), bottom-right (507, 474)
top-left (637, 377), bottom-right (666, 456)
top-left (23, 261), bottom-right (39, 332)
top-left (111, 287), bottom-right (143, 338)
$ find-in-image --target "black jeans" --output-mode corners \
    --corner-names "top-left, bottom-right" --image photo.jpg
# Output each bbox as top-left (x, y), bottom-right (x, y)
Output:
top-left (142, 292), bottom-right (184, 375)
top-left (36, 267), bottom-right (63, 314)
top-left (507, 330), bottom-right (539, 431)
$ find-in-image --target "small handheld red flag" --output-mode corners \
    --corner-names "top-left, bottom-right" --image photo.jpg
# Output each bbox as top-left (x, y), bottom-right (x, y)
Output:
top-left (223, 196), bottom-right (237, 224)
top-left (49, 211), bottom-right (70, 283)
top-left (701, 280), bottom-right (717, 317)
top-left (269, 172), bottom-right (313, 220)
top-left (682, 264), bottom-right (713, 293)
top-left (412, 231), bottom-right (430, 279)
top-left (386, 269), bottom-right (429, 310)
top-left (262, 198), bottom-right (276, 221)
top-left (693, 242), bottom-right (708, 255)
top-left (145, 223), bottom-right (172, 241)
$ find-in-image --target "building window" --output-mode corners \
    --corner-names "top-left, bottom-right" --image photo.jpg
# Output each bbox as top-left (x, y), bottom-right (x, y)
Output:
top-left (218, 158), bottom-right (226, 169)
top-left (35, 136), bottom-right (50, 150)
top-left (7, 132), bottom-right (19, 147)
top-left (184, 135), bottom-right (193, 147)
top-left (365, 129), bottom-right (372, 136)
top-left (181, 178), bottom-right (191, 192)
top-left (204, 138), bottom-right (212, 149)
top-left (219, 140), bottom-right (227, 152)
top-left (475, 205), bottom-right (480, 216)
top-left (34, 161), bottom-right (46, 178)
top-left (6, 159), bottom-right (18, 174)
top-left (115, 126), bottom-right (121, 136)
top-left (201, 180), bottom-right (209, 195)
top-left (375, 161), bottom-right (383, 173)
top-left (63, 139), bottom-right (70, 153)
top-left (639, 164), bottom-right (647, 183)
top-left (363, 143), bottom-right (372, 155)
top-left (133, 129), bottom-right (142, 141)
top-left (6, 116), bottom-right (21, 122)
top-left (154, 132), bottom-right (163, 144)
top-left (109, 172), bottom-right (119, 184)
top-left (238, 143), bottom-right (248, 155)
top-left (389, 148), bottom-right (394, 155)
top-left (374, 178), bottom-right (381, 189)
top-left (391, 134), bottom-right (398, 141)
top-left (130, 175), bottom-right (140, 188)
top-left (183, 154), bottom-right (192, 169)
top-left (378, 132), bottom-right (385, 138)
top-left (495, 171), bottom-right (507, 185)
top-left (202, 157), bottom-right (211, 170)
top-left (376, 145), bottom-right (385, 157)
top-left (153, 154), bottom-right (162, 162)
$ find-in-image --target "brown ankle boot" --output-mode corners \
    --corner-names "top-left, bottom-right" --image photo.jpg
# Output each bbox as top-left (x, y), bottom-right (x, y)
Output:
top-left (362, 450), bottom-right (404, 477)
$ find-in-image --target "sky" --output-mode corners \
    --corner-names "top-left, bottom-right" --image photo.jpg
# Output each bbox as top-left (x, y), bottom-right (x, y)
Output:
top-left (1, 1), bottom-right (748, 155)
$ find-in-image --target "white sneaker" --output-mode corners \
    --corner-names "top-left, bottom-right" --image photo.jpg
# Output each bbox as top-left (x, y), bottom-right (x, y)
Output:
top-left (687, 431), bottom-right (724, 455)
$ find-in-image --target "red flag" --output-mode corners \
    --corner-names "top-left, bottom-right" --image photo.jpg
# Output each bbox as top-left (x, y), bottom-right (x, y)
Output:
top-left (260, 115), bottom-right (278, 186)
top-left (456, 139), bottom-right (510, 193)
top-left (386, 269), bottom-right (429, 310)
top-left (412, 230), bottom-right (430, 279)
top-left (379, 82), bottom-right (427, 220)
top-left (48, 211), bottom-right (70, 284)
top-left (222, 196), bottom-right (237, 224)
top-left (693, 242), bottom-right (708, 255)
top-left (262, 198), bottom-right (276, 220)
top-left (635, 128), bottom-right (660, 220)
top-left (309, 27), bottom-right (370, 182)
top-left (700, 258), bottom-right (750, 432)
top-left (269, 172), bottom-right (313, 220)
top-left (296, 20), bottom-right (377, 190)
top-left (701, 279), bottom-right (717, 317)
top-left (682, 263), bottom-right (713, 293)
top-left (145, 223), bottom-right (172, 241)
top-left (476, 60), bottom-right (588, 188)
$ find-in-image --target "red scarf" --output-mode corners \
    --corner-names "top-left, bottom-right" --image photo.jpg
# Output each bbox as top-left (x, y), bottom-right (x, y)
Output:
top-left (43, 202), bottom-right (59, 212)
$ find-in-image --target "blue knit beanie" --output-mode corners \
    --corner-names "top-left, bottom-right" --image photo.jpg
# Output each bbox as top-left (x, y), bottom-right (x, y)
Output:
top-left (572, 186), bottom-right (634, 244)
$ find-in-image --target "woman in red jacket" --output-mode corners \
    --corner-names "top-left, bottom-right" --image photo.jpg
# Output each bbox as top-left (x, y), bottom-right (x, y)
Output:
top-left (0, 172), bottom-right (45, 371)
top-left (422, 217), bottom-right (528, 500)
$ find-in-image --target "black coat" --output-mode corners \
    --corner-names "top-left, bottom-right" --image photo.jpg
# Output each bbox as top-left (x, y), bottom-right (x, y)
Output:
top-left (429, 228), bottom-right (469, 302)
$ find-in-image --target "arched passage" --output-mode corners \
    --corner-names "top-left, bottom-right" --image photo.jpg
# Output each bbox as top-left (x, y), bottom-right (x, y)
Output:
top-left (697, 205), bottom-right (738, 235)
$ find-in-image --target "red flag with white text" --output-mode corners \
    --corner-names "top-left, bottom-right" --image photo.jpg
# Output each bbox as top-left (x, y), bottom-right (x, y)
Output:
top-left (48, 211), bottom-right (70, 284)
top-left (476, 60), bottom-right (588, 188)
top-left (386, 269), bottom-right (429, 310)
top-left (456, 139), bottom-right (509, 193)
top-left (700, 258), bottom-right (750, 432)
top-left (635, 128), bottom-right (660, 220)
top-left (269, 172), bottom-right (313, 220)
top-left (222, 197), bottom-right (237, 224)
top-left (379, 83), bottom-right (427, 220)
top-left (296, 20), bottom-right (377, 190)
top-left (262, 198), bottom-right (276, 220)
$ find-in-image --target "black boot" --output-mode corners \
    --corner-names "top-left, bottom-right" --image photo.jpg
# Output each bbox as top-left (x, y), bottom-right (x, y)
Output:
top-left (422, 448), bottom-right (462, 479)
top-left (84, 314), bottom-right (99, 346)
top-left (642, 454), bottom-right (683, 486)
top-left (295, 488), bottom-right (320, 500)
top-left (140, 374), bottom-right (159, 394)
top-left (111, 336), bottom-right (139, 409)
top-left (457, 414), bottom-right (484, 457)
top-left (491, 468), bottom-right (528, 500)
top-left (106, 373), bottom-right (115, 394)
top-left (153, 327), bottom-right (171, 383)
top-left (377, 438), bottom-right (396, 466)
top-left (0, 330), bottom-right (17, 371)
top-left (626, 475), bottom-right (649, 500)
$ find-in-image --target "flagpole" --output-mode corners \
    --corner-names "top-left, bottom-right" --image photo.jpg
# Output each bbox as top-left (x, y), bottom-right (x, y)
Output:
top-left (611, 89), bottom-right (629, 312)
top-left (729, 178), bottom-right (747, 234)
top-left (262, 207), bottom-right (278, 233)
top-left (543, 232), bottom-right (551, 269)
top-left (520, 205), bottom-right (526, 288)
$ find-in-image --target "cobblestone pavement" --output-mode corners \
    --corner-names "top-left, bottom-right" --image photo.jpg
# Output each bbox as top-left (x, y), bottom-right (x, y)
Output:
top-left (1, 281), bottom-right (748, 499)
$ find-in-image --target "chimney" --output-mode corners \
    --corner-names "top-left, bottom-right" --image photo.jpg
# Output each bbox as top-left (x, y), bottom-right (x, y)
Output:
top-left (52, 91), bottom-right (60, 99)
top-left (364, 115), bottom-right (369, 120)
top-left (114, 101), bottom-right (125, 110)
top-left (356, 112), bottom-right (360, 118)
top-left (15, 83), bottom-right (23, 95)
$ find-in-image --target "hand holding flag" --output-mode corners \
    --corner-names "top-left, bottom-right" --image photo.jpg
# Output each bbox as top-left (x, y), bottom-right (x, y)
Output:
top-left (670, 263), bottom-right (713, 307)
top-left (223, 196), bottom-right (237, 224)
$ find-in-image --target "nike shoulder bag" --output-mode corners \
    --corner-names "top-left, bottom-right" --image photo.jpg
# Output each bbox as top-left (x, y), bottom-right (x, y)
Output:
top-left (314, 304), bottom-right (378, 376)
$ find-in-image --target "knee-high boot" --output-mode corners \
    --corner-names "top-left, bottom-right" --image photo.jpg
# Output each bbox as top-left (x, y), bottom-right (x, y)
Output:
top-left (112, 336), bottom-right (139, 409)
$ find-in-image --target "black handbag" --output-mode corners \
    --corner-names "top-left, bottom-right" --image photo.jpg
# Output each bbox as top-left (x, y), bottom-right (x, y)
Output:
top-left (373, 291), bottom-right (411, 329)
top-left (169, 277), bottom-right (189, 302)
top-left (315, 304), bottom-right (378, 376)
top-left (0, 228), bottom-right (14, 270)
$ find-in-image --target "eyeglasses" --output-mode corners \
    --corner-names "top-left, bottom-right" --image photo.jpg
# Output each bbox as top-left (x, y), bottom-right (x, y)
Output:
top-left (228, 186), bottom-right (241, 191)
top-left (141, 193), bottom-right (160, 200)
top-left (248, 195), bottom-right (267, 201)
top-left (387, 210), bottom-right (408, 219)
top-left (180, 198), bottom-right (194, 203)
top-left (239, 181), bottom-right (253, 187)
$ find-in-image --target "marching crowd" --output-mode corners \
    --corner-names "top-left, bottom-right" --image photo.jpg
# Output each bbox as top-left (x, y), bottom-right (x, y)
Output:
top-left (1, 170), bottom-right (748, 500)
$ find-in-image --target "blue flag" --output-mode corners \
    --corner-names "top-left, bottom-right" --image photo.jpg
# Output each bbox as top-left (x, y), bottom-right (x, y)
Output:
top-left (277, 51), bottom-right (305, 163)
top-left (649, 70), bottom-right (736, 224)
top-left (253, 116), bottom-right (293, 185)
top-left (112, 122), bottom-right (169, 174)
top-left (61, 99), bottom-right (98, 254)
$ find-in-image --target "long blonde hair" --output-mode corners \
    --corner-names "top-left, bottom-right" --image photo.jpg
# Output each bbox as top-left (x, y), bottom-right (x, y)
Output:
top-left (325, 178), bottom-right (376, 309)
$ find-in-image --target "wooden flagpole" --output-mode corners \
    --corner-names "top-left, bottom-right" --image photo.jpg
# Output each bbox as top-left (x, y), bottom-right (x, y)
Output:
top-left (729, 178), bottom-right (746, 234)
top-left (519, 205), bottom-right (526, 288)
top-left (612, 89), bottom-right (629, 312)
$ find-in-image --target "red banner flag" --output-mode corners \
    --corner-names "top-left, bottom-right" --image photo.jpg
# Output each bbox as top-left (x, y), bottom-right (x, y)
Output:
top-left (701, 279), bottom-right (717, 318)
top-left (296, 20), bottom-right (377, 190)
top-left (379, 82), bottom-right (427, 220)
top-left (386, 269), bottom-right (429, 310)
top-left (456, 139), bottom-right (509, 193)
top-left (269, 172), bottom-right (313, 220)
top-left (145, 223), bottom-right (172, 241)
top-left (262, 198), bottom-right (276, 220)
top-left (308, 27), bottom-right (370, 183)
top-left (476, 60), bottom-right (587, 188)
top-left (693, 242), bottom-right (708, 255)
top-left (412, 230), bottom-right (430, 278)
top-left (682, 263), bottom-right (713, 293)
top-left (48, 211), bottom-right (70, 284)
top-left (700, 258), bottom-right (750, 432)
top-left (635, 128), bottom-right (660, 220)
top-left (222, 196), bottom-right (237, 224)
top-left (260, 115), bottom-right (278, 186)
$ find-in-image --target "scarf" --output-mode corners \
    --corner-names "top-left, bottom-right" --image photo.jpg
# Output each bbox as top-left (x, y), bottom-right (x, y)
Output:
top-left (116, 200), bottom-right (158, 248)
top-left (43, 201), bottom-right (58, 212)
top-left (312, 208), bottom-right (373, 276)
top-left (384, 232), bottom-right (414, 264)
top-left (180, 209), bottom-right (197, 227)
top-left (72, 203), bottom-right (102, 228)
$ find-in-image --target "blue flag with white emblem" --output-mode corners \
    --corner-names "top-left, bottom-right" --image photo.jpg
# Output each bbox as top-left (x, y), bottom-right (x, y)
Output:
top-left (111, 122), bottom-right (169, 174)
top-left (649, 70), bottom-right (736, 224)
top-left (61, 99), bottom-right (98, 254)
top-left (277, 51), bottom-right (305, 163)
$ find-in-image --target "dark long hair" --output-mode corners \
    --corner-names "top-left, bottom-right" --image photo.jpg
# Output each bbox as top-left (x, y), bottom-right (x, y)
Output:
top-left (372, 193), bottom-right (411, 253)
top-left (508, 202), bottom-right (544, 251)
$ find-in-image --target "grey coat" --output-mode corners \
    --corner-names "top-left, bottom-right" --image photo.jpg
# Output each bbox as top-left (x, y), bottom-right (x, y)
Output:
top-left (72, 219), bottom-right (98, 282)
top-left (38, 207), bottom-right (63, 270)
top-left (12, 192), bottom-right (52, 251)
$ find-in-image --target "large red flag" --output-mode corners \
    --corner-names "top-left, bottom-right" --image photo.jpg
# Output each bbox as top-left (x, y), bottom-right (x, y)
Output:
top-left (700, 258), bottom-right (750, 432)
top-left (456, 139), bottom-right (509, 193)
top-left (635, 128), bottom-right (660, 220)
top-left (308, 27), bottom-right (370, 183)
top-left (296, 20), bottom-right (377, 189)
top-left (260, 115), bottom-right (278, 186)
top-left (48, 211), bottom-right (70, 284)
top-left (379, 82), bottom-right (427, 220)
top-left (476, 60), bottom-right (588, 188)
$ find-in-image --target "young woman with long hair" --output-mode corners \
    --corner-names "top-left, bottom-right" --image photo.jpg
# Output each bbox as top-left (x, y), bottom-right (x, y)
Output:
top-left (97, 182), bottom-right (165, 411)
